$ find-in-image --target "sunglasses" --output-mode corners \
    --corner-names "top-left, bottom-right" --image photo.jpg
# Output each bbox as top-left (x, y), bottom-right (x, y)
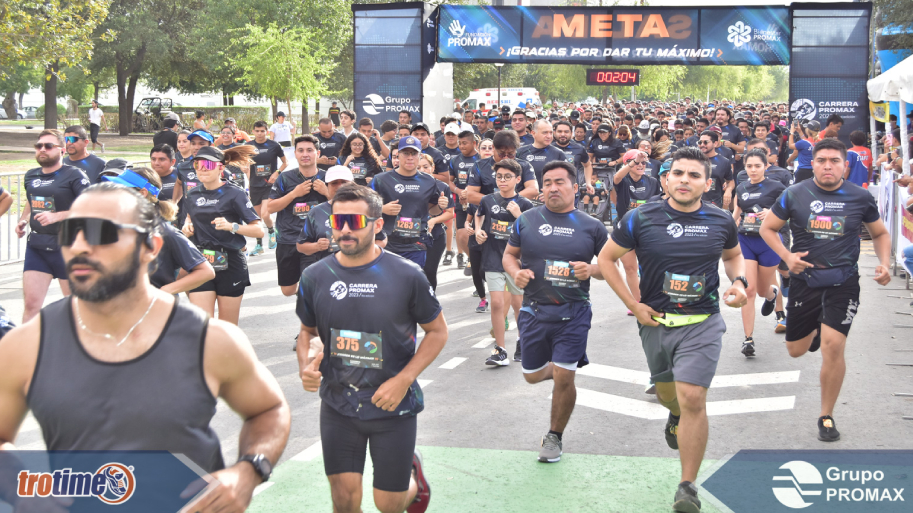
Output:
top-left (59, 217), bottom-right (147, 247)
top-left (698, 141), bottom-right (712, 145)
top-left (329, 214), bottom-right (378, 231)
top-left (194, 159), bottom-right (220, 170)
top-left (495, 149), bottom-right (516, 158)
top-left (64, 136), bottom-right (83, 144)
top-left (34, 143), bottom-right (60, 151)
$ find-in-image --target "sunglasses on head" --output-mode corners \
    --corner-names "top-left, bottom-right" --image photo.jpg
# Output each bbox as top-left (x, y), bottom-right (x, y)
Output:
top-left (58, 217), bottom-right (148, 247)
top-left (194, 159), bottom-right (220, 170)
top-left (329, 214), bottom-right (378, 231)
top-left (34, 143), bottom-right (59, 151)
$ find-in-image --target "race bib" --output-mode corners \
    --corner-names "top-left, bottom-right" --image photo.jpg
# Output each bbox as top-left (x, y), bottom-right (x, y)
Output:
top-left (457, 171), bottom-right (468, 186)
top-left (545, 259), bottom-right (579, 288)
top-left (185, 181), bottom-right (199, 191)
top-left (529, 197), bottom-right (545, 207)
top-left (806, 215), bottom-right (845, 240)
top-left (350, 166), bottom-right (366, 179)
top-left (255, 164), bottom-right (271, 177)
top-left (31, 196), bottom-right (55, 214)
top-left (330, 328), bottom-right (383, 369)
top-left (491, 220), bottom-right (513, 240)
top-left (709, 178), bottom-right (717, 191)
top-left (628, 200), bottom-right (646, 210)
top-left (596, 157), bottom-right (610, 166)
top-left (294, 201), bottom-right (319, 218)
top-left (663, 272), bottom-right (706, 304)
top-left (741, 213), bottom-right (761, 233)
top-left (202, 249), bottom-right (228, 271)
top-left (394, 216), bottom-right (422, 238)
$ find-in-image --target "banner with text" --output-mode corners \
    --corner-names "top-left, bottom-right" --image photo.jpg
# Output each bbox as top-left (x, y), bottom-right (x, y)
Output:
top-left (437, 5), bottom-right (789, 66)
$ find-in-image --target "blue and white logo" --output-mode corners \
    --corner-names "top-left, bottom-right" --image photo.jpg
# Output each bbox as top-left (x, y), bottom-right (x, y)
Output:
top-left (772, 461), bottom-right (823, 509)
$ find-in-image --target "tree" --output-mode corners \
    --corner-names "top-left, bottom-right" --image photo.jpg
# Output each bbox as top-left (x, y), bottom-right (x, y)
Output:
top-left (0, 64), bottom-right (41, 119)
top-left (233, 23), bottom-right (335, 133)
top-left (873, 0), bottom-right (913, 59)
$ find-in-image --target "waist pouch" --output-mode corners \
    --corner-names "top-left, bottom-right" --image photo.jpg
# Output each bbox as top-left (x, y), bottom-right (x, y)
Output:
top-left (521, 301), bottom-right (589, 323)
top-left (652, 313), bottom-right (710, 327)
top-left (793, 266), bottom-right (856, 288)
top-left (27, 232), bottom-right (59, 252)
top-left (341, 383), bottom-right (424, 420)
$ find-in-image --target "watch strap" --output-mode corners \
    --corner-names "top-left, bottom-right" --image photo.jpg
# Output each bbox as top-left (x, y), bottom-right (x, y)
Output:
top-left (733, 276), bottom-right (749, 288)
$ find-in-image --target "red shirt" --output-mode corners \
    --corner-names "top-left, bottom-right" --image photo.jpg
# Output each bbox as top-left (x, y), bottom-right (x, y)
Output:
top-left (850, 145), bottom-right (872, 170)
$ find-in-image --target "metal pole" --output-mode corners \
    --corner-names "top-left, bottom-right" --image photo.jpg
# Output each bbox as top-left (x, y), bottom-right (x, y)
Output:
top-left (498, 67), bottom-right (502, 110)
top-left (900, 100), bottom-right (910, 177)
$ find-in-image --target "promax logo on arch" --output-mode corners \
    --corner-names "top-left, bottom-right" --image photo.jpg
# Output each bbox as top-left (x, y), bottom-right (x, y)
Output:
top-left (362, 94), bottom-right (420, 116)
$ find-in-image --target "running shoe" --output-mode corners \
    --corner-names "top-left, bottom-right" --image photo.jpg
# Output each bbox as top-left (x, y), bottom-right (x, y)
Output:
top-left (248, 244), bottom-right (264, 257)
top-left (463, 262), bottom-right (472, 276)
top-left (672, 482), bottom-right (701, 513)
top-left (761, 286), bottom-right (778, 317)
top-left (538, 433), bottom-right (562, 463)
top-left (775, 314), bottom-right (786, 333)
top-left (644, 381), bottom-right (656, 395)
top-left (741, 337), bottom-right (756, 357)
top-left (809, 330), bottom-right (821, 352)
top-left (100, 143), bottom-right (105, 154)
top-left (485, 346), bottom-right (510, 366)
top-left (475, 299), bottom-right (488, 313)
top-left (406, 449), bottom-right (431, 513)
top-left (442, 251), bottom-right (454, 266)
top-left (817, 415), bottom-right (840, 442)
top-left (457, 253), bottom-right (466, 269)
top-left (472, 290), bottom-right (480, 298)
top-left (513, 341), bottom-right (522, 362)
top-left (664, 413), bottom-right (679, 450)
top-left (268, 231), bottom-right (277, 249)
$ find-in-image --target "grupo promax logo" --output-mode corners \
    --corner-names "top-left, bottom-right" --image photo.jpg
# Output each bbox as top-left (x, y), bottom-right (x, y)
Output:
top-left (790, 99), bottom-right (817, 121)
top-left (363, 94), bottom-right (385, 116)
top-left (18, 463), bottom-right (137, 505)
top-left (362, 94), bottom-right (419, 115)
top-left (728, 21), bottom-right (752, 48)
top-left (772, 461), bottom-right (823, 508)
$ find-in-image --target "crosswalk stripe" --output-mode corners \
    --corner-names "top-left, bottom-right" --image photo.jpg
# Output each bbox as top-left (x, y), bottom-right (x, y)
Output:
top-left (577, 363), bottom-right (801, 389)
top-left (573, 387), bottom-right (796, 419)
top-left (438, 357), bottom-right (467, 369)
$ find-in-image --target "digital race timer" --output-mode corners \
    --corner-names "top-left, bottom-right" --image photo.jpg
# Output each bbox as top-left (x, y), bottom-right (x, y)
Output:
top-left (585, 69), bottom-right (640, 86)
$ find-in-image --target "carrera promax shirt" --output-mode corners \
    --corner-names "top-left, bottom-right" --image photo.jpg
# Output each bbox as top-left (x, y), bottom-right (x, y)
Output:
top-left (371, 170), bottom-right (441, 253)
top-left (702, 154), bottom-right (734, 207)
top-left (517, 144), bottom-right (568, 188)
top-left (612, 199), bottom-right (739, 315)
top-left (184, 184), bottom-right (260, 251)
top-left (245, 139), bottom-right (285, 189)
top-left (24, 165), bottom-right (90, 248)
top-left (735, 178), bottom-right (787, 236)
top-left (477, 193), bottom-right (534, 273)
top-left (467, 157), bottom-right (536, 198)
top-left (269, 169), bottom-right (327, 245)
top-left (296, 251), bottom-right (441, 418)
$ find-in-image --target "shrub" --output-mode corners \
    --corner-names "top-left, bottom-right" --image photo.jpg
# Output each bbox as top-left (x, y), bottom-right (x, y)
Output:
top-left (36, 104), bottom-right (67, 120)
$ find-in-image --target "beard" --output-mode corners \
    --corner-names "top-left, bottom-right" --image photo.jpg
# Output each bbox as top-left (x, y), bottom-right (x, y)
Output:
top-left (338, 233), bottom-right (373, 258)
top-left (36, 153), bottom-right (59, 167)
top-left (556, 135), bottom-right (570, 145)
top-left (67, 243), bottom-right (142, 302)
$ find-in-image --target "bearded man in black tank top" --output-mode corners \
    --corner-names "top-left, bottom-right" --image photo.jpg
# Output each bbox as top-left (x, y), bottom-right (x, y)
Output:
top-left (0, 184), bottom-right (290, 512)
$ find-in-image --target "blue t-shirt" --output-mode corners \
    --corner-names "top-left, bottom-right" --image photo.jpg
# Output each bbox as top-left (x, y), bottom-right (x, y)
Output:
top-left (795, 139), bottom-right (814, 169)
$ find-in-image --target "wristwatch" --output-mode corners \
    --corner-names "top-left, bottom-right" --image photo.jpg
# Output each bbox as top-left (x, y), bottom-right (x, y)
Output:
top-left (733, 276), bottom-right (749, 288)
top-left (230, 223), bottom-right (240, 234)
top-left (238, 454), bottom-right (272, 483)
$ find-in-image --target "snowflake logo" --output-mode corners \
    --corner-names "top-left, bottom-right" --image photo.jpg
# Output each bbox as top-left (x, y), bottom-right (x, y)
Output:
top-left (727, 21), bottom-right (752, 48)
top-left (478, 23), bottom-right (500, 44)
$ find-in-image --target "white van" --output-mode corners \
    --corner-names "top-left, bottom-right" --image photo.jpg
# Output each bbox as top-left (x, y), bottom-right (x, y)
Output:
top-left (461, 88), bottom-right (541, 113)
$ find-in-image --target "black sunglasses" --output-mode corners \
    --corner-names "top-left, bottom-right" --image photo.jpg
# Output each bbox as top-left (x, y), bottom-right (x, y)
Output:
top-left (59, 217), bottom-right (147, 247)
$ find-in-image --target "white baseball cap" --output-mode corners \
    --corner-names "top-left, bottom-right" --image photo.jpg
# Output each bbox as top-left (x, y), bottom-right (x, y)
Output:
top-left (325, 165), bottom-right (354, 183)
top-left (444, 122), bottom-right (461, 135)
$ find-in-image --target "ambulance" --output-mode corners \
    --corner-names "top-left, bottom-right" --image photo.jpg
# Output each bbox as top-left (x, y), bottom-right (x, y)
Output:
top-left (460, 88), bottom-right (541, 113)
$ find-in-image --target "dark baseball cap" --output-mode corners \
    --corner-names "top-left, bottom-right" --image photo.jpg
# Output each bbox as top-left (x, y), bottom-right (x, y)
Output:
top-left (501, 105), bottom-right (511, 113)
top-left (193, 146), bottom-right (224, 163)
top-left (570, 110), bottom-right (580, 119)
top-left (596, 125), bottom-right (611, 133)
top-left (492, 118), bottom-right (505, 129)
top-left (410, 123), bottom-right (431, 135)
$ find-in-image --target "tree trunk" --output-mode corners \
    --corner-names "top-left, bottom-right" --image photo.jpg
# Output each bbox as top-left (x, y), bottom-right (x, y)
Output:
top-left (18, 92), bottom-right (24, 110)
top-left (93, 82), bottom-right (99, 102)
top-left (302, 98), bottom-right (310, 134)
top-left (115, 45), bottom-right (147, 135)
top-left (2, 92), bottom-right (17, 120)
top-left (270, 98), bottom-right (277, 120)
top-left (44, 62), bottom-right (59, 129)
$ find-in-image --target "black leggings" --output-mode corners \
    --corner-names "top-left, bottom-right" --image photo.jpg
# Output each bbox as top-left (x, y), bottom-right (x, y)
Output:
top-left (423, 227), bottom-right (447, 290)
top-left (469, 245), bottom-right (486, 299)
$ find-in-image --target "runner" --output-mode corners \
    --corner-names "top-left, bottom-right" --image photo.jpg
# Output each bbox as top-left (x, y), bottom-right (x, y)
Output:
top-left (598, 146), bottom-right (747, 513)
top-left (103, 166), bottom-right (215, 293)
top-left (517, 120), bottom-right (568, 189)
top-left (338, 109), bottom-right (357, 139)
top-left (466, 131), bottom-right (539, 207)
top-left (314, 118), bottom-right (348, 171)
top-left (358, 118), bottom-right (391, 160)
top-left (339, 132), bottom-right (384, 186)
top-left (245, 121), bottom-right (288, 256)
top-left (475, 158), bottom-right (534, 366)
top-left (217, 126), bottom-right (238, 150)
top-left (759, 138), bottom-right (892, 442)
top-left (409, 123), bottom-right (449, 182)
top-left (731, 148), bottom-right (788, 357)
top-left (697, 130), bottom-right (734, 209)
top-left (175, 129), bottom-right (193, 165)
top-left (502, 161), bottom-right (608, 463)
top-left (269, 111), bottom-right (296, 149)
top-left (418, 154), bottom-right (455, 291)
top-left (182, 146), bottom-right (265, 324)
top-left (62, 126), bottom-right (105, 183)
top-left (370, 136), bottom-right (449, 268)
top-left (447, 129), bottom-right (480, 269)
top-left (328, 101), bottom-right (341, 126)
top-left (552, 121), bottom-right (594, 200)
top-left (0, 184), bottom-right (290, 513)
top-left (17, 130), bottom-right (89, 322)
top-left (587, 123), bottom-right (624, 185)
top-left (172, 129), bottom-right (215, 229)
top-left (788, 120), bottom-right (819, 183)
top-left (297, 183), bottom-right (445, 513)
top-left (511, 110), bottom-right (534, 145)
top-left (86, 99), bottom-right (106, 153)
top-left (266, 134), bottom-right (328, 297)
top-left (149, 144), bottom-right (179, 204)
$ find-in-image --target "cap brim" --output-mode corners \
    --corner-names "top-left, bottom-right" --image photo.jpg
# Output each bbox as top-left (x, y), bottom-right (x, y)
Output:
top-left (193, 154), bottom-right (221, 162)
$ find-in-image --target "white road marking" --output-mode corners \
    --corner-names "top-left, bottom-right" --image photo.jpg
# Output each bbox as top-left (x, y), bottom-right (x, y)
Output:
top-left (472, 337), bottom-right (495, 348)
top-left (572, 388), bottom-right (796, 419)
top-left (578, 364), bottom-right (800, 389)
top-left (253, 482), bottom-right (275, 496)
top-left (418, 379), bottom-right (433, 388)
top-left (438, 357), bottom-right (467, 370)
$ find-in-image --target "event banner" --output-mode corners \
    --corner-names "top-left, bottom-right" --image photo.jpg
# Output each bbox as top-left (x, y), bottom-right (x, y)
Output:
top-left (437, 5), bottom-right (789, 66)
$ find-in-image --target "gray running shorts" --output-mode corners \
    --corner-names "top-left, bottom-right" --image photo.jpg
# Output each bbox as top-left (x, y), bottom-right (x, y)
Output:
top-left (638, 313), bottom-right (726, 388)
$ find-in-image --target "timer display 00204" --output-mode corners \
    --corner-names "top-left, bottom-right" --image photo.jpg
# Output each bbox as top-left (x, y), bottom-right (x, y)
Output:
top-left (585, 69), bottom-right (640, 86)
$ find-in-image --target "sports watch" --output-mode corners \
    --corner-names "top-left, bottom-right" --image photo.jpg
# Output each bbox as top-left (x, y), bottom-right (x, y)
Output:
top-left (231, 223), bottom-right (240, 234)
top-left (732, 276), bottom-right (749, 289)
top-left (238, 454), bottom-right (272, 482)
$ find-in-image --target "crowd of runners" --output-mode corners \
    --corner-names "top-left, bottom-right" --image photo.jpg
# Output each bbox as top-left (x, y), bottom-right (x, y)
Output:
top-left (0, 95), bottom-right (901, 513)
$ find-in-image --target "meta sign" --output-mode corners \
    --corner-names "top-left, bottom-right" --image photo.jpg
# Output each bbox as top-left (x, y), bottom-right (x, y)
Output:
top-left (586, 69), bottom-right (640, 86)
top-left (437, 5), bottom-right (789, 66)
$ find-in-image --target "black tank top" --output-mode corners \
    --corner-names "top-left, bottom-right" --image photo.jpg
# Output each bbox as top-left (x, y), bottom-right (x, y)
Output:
top-left (28, 296), bottom-right (225, 473)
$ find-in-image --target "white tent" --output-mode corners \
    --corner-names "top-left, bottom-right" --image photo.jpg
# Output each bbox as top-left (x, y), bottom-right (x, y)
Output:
top-left (868, 54), bottom-right (913, 176)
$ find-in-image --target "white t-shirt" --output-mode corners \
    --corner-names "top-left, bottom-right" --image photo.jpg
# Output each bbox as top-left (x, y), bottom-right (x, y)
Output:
top-left (269, 122), bottom-right (293, 143)
top-left (88, 107), bottom-right (103, 125)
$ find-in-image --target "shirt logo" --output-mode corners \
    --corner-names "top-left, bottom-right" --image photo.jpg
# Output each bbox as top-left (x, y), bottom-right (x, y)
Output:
top-left (742, 192), bottom-right (750, 200)
top-left (81, 179), bottom-right (89, 185)
top-left (394, 184), bottom-right (406, 194)
top-left (320, 143), bottom-right (327, 149)
top-left (810, 200), bottom-right (824, 213)
top-left (458, 162), bottom-right (466, 169)
top-left (196, 197), bottom-right (219, 207)
top-left (526, 154), bottom-right (535, 162)
top-left (491, 205), bottom-right (501, 214)
top-left (187, 172), bottom-right (196, 180)
top-left (330, 280), bottom-right (348, 300)
top-left (667, 223), bottom-right (684, 238)
top-left (538, 224), bottom-right (553, 236)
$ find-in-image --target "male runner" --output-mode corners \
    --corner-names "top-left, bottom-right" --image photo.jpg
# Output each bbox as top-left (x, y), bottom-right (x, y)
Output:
top-left (510, 110), bottom-right (534, 145)
top-left (371, 137), bottom-right (449, 267)
top-left (62, 126), bottom-right (105, 183)
top-left (759, 138), bottom-right (892, 442)
top-left (598, 147), bottom-right (747, 513)
top-left (338, 110), bottom-right (357, 139)
top-left (438, 123), bottom-right (462, 165)
top-left (552, 121), bottom-right (594, 197)
top-left (0, 184), bottom-right (291, 512)
top-left (17, 130), bottom-right (89, 322)
top-left (697, 130), bottom-right (734, 208)
top-left (150, 144), bottom-right (179, 203)
top-left (297, 184), bottom-right (446, 513)
top-left (466, 131), bottom-right (539, 206)
top-left (502, 161), bottom-right (607, 463)
top-left (410, 123), bottom-right (449, 182)
top-left (448, 130), bottom-right (480, 269)
top-left (266, 134), bottom-right (327, 296)
top-left (246, 121), bottom-right (288, 255)
top-left (314, 118), bottom-right (347, 171)
top-left (328, 101), bottom-right (341, 126)
top-left (516, 120), bottom-right (567, 189)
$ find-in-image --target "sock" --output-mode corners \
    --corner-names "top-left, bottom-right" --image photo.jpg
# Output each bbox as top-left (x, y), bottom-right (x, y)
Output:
top-left (548, 430), bottom-right (563, 441)
top-left (776, 311), bottom-right (785, 320)
top-left (680, 480), bottom-right (693, 490)
top-left (257, 238), bottom-right (263, 246)
top-left (268, 227), bottom-right (274, 234)
top-left (669, 412), bottom-right (680, 422)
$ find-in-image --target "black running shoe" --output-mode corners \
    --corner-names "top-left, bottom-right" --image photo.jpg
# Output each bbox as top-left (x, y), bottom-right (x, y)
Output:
top-left (818, 415), bottom-right (840, 442)
top-left (761, 286), bottom-right (778, 317)
top-left (456, 253), bottom-right (465, 269)
top-left (809, 330), bottom-right (821, 353)
top-left (741, 337), bottom-right (756, 357)
top-left (513, 340), bottom-right (522, 362)
top-left (673, 482), bottom-right (701, 513)
top-left (664, 413), bottom-right (679, 450)
top-left (442, 251), bottom-right (454, 266)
